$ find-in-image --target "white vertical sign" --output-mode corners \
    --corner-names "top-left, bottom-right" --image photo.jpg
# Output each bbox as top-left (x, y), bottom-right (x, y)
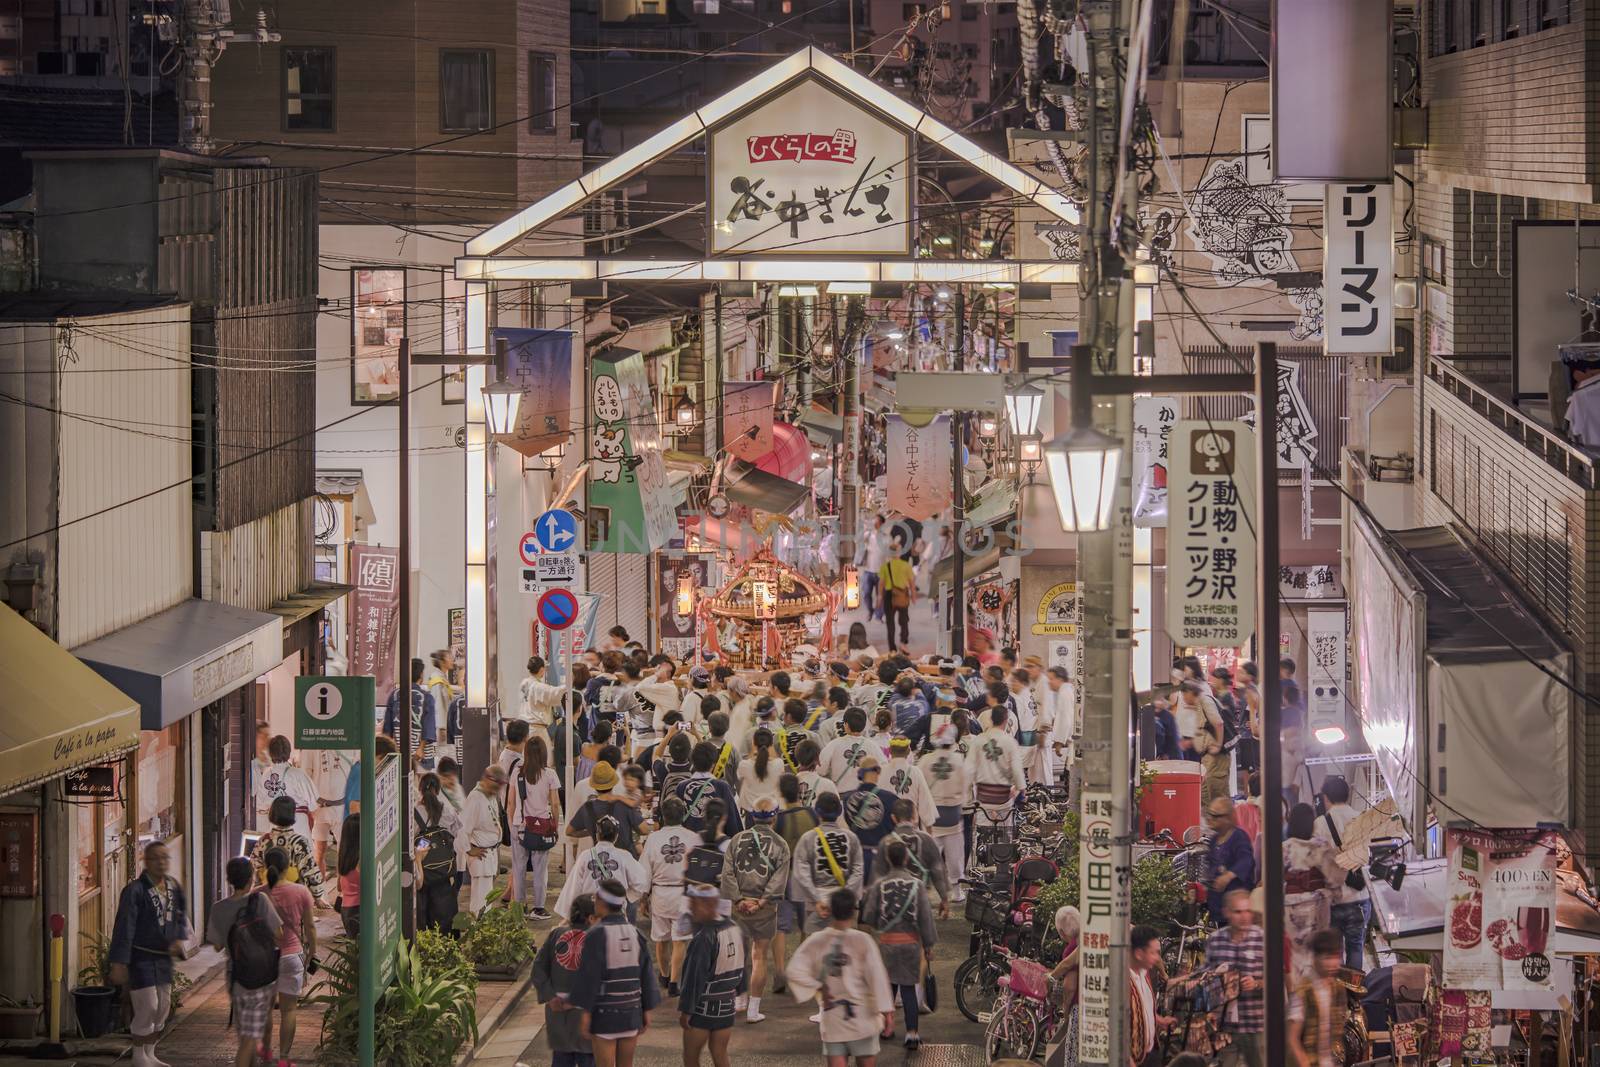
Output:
top-left (1306, 609), bottom-right (1346, 741)
top-left (1166, 421), bottom-right (1257, 647)
top-left (1077, 791), bottom-right (1116, 1066)
top-left (1324, 183), bottom-right (1394, 354)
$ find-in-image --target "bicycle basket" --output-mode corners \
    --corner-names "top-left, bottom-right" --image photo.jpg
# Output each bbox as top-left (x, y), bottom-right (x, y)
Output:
top-left (1008, 957), bottom-right (1051, 1002)
top-left (966, 894), bottom-right (1008, 930)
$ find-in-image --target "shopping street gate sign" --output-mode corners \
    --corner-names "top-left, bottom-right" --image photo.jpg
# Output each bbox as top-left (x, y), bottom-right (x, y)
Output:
top-left (294, 676), bottom-right (372, 750)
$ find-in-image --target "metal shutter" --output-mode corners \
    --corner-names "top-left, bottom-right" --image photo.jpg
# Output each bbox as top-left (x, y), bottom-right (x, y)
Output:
top-left (586, 553), bottom-right (652, 648)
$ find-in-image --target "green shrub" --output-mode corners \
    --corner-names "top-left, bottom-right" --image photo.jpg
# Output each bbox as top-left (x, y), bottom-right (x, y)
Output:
top-left (313, 938), bottom-right (479, 1067)
top-left (459, 902), bottom-right (535, 972)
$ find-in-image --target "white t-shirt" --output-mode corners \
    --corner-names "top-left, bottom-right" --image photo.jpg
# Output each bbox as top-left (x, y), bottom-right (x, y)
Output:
top-left (737, 759), bottom-right (784, 811)
top-left (515, 767), bottom-right (560, 822)
top-left (1133, 968), bottom-right (1156, 1057)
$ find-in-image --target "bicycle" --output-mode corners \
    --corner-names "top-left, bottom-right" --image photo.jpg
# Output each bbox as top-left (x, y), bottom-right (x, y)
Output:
top-left (984, 950), bottom-right (1064, 1061)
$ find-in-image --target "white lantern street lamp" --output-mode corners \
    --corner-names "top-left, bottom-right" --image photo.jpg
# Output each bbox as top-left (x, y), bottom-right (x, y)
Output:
top-left (1043, 425), bottom-right (1121, 532)
top-left (675, 392), bottom-right (697, 430)
top-left (482, 376), bottom-right (522, 436)
top-left (1005, 379), bottom-right (1044, 437)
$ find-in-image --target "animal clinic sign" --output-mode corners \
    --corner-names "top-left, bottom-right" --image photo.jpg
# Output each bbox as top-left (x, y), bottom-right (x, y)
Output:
top-left (708, 77), bottom-right (911, 256)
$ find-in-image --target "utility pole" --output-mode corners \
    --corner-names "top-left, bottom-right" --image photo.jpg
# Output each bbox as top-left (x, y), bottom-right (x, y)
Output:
top-left (951, 288), bottom-right (967, 656)
top-left (175, 1), bottom-right (279, 153)
top-left (1075, 0), bottom-right (1137, 1064)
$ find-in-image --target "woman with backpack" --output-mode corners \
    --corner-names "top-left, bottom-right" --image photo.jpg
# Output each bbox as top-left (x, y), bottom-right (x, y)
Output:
top-left (414, 773), bottom-right (462, 933)
top-left (859, 840), bottom-right (936, 1050)
top-left (262, 847), bottom-right (315, 1067)
top-left (205, 856), bottom-right (283, 1067)
top-left (516, 737), bottom-right (563, 920)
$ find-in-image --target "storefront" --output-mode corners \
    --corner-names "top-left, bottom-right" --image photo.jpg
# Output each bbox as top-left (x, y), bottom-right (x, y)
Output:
top-left (0, 604), bottom-right (141, 1014)
top-left (75, 598), bottom-right (283, 936)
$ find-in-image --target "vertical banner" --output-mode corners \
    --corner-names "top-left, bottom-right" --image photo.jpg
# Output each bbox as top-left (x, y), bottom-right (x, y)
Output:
top-left (493, 327), bottom-right (574, 458)
top-left (724, 380), bottom-right (778, 462)
top-left (1078, 791), bottom-right (1116, 1066)
top-left (1324, 183), bottom-right (1394, 354)
top-left (885, 414), bottom-right (952, 521)
top-left (1272, 0), bottom-right (1392, 182)
top-left (447, 608), bottom-right (465, 671)
top-left (657, 556), bottom-right (710, 660)
top-left (1444, 829), bottom-right (1560, 993)
top-left (1305, 609), bottom-right (1346, 740)
top-left (1165, 421), bottom-right (1257, 647)
top-left (1132, 396), bottom-right (1177, 527)
top-left (348, 545), bottom-right (400, 698)
top-left (589, 349), bottom-right (675, 553)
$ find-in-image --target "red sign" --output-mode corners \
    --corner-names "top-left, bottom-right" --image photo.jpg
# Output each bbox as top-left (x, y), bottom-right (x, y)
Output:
top-left (746, 130), bottom-right (857, 165)
top-left (348, 544), bottom-right (400, 697)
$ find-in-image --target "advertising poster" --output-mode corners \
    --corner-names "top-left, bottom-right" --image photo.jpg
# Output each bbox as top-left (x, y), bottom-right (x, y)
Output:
top-left (1132, 396), bottom-right (1176, 527)
top-left (657, 556), bottom-right (711, 660)
top-left (493, 327), bottom-right (574, 458)
top-left (1444, 828), bottom-right (1560, 992)
top-left (1165, 421), bottom-right (1257, 646)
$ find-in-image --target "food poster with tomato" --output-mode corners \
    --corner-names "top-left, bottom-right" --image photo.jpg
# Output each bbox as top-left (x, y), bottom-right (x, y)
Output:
top-left (1444, 828), bottom-right (1560, 992)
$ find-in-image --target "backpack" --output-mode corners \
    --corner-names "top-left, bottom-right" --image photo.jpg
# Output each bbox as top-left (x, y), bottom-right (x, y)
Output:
top-left (227, 893), bottom-right (282, 990)
top-left (417, 809), bottom-right (457, 885)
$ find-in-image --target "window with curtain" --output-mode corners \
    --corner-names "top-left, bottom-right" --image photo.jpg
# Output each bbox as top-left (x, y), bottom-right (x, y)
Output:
top-left (528, 52), bottom-right (556, 132)
top-left (283, 47), bottom-right (334, 131)
top-left (440, 49), bottom-right (493, 132)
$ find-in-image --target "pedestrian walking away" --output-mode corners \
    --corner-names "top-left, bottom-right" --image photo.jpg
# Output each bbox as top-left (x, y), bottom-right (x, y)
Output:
top-left (570, 879), bottom-right (662, 1067)
top-left (532, 894), bottom-right (600, 1067)
top-left (784, 887), bottom-right (896, 1067)
top-left (205, 856), bottom-right (284, 1067)
top-left (719, 798), bottom-right (790, 1023)
top-left (261, 847), bottom-right (317, 1067)
top-left (678, 883), bottom-right (748, 1067)
top-left (858, 840), bottom-right (937, 1050)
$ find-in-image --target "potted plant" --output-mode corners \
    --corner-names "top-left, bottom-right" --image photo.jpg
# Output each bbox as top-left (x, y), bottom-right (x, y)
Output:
top-left (0, 994), bottom-right (43, 1040)
top-left (312, 938), bottom-right (478, 1067)
top-left (71, 932), bottom-right (121, 1039)
top-left (456, 895), bottom-right (534, 981)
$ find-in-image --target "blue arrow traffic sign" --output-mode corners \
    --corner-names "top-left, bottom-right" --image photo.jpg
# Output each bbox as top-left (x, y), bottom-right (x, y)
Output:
top-left (537, 587), bottom-right (580, 631)
top-left (533, 508), bottom-right (579, 554)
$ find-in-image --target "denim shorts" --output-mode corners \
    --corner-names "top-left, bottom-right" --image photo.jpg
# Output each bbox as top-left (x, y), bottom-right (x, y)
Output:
top-left (776, 899), bottom-right (800, 935)
top-left (823, 1035), bottom-right (881, 1057)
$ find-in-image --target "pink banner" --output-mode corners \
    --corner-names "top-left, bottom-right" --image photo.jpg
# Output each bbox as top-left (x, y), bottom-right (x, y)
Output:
top-left (348, 545), bottom-right (399, 697)
top-left (886, 414), bottom-right (951, 521)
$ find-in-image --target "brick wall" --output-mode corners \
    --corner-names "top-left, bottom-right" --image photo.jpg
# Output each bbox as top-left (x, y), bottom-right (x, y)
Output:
top-left (1420, 3), bottom-right (1595, 197)
top-left (1416, 358), bottom-right (1600, 839)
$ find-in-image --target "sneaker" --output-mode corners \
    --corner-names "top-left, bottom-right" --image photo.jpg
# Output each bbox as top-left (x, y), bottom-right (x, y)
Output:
top-left (530, 907), bottom-right (552, 921)
top-left (904, 1034), bottom-right (921, 1051)
top-left (668, 982), bottom-right (681, 997)
top-left (746, 1010), bottom-right (766, 1024)
top-left (809, 1011), bottom-right (823, 1023)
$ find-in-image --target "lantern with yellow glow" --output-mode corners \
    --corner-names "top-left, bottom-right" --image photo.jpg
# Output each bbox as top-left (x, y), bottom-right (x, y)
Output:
top-left (844, 567), bottom-right (861, 610)
top-left (676, 570), bottom-right (697, 616)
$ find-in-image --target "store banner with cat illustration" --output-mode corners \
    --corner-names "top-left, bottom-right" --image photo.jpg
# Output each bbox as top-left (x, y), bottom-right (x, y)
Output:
top-left (491, 327), bottom-right (574, 458)
top-left (588, 348), bottom-right (675, 553)
top-left (1444, 828), bottom-right (1560, 993)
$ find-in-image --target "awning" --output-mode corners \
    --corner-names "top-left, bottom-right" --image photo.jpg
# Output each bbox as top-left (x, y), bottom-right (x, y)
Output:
top-left (798, 408), bottom-right (844, 443)
top-left (76, 599), bottom-right (284, 731)
top-left (266, 581), bottom-right (352, 628)
top-left (931, 526), bottom-right (1018, 591)
top-left (0, 604), bottom-right (140, 798)
top-left (1375, 856), bottom-right (1600, 958)
top-left (965, 479), bottom-right (1018, 531)
top-left (724, 460), bottom-right (810, 515)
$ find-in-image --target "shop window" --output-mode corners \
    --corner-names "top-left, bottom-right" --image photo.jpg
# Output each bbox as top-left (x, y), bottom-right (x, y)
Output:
top-left (351, 268), bottom-right (406, 404)
top-left (440, 49), bottom-right (493, 132)
top-left (137, 725), bottom-right (186, 848)
top-left (527, 52), bottom-right (556, 132)
top-left (75, 800), bottom-right (100, 899)
top-left (283, 47), bottom-right (335, 132)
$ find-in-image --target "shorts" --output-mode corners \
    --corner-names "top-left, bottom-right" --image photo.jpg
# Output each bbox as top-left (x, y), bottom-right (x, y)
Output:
top-left (649, 886), bottom-right (688, 942)
top-left (231, 983), bottom-right (276, 1039)
top-left (592, 1029), bottom-right (639, 1041)
top-left (311, 805), bottom-right (343, 844)
top-left (732, 902), bottom-right (777, 942)
top-left (277, 952), bottom-right (306, 996)
top-left (822, 1035), bottom-right (881, 1058)
top-left (553, 1053), bottom-right (596, 1067)
top-left (776, 899), bottom-right (800, 935)
top-left (687, 1014), bottom-right (736, 1032)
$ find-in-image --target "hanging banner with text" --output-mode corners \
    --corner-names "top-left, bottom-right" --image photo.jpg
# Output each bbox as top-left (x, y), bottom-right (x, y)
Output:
top-left (1132, 396), bottom-right (1177, 527)
top-left (885, 414), bottom-right (952, 521)
top-left (348, 545), bottom-right (399, 698)
top-left (1166, 421), bottom-right (1257, 647)
top-left (588, 348), bottom-right (675, 553)
top-left (492, 327), bottom-right (574, 458)
top-left (708, 78), bottom-right (912, 256)
top-left (1324, 183), bottom-right (1394, 354)
top-left (723, 380), bottom-right (779, 462)
top-left (1444, 828), bottom-right (1560, 993)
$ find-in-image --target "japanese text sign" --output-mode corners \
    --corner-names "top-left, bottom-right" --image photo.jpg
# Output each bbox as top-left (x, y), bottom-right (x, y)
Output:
top-left (1078, 791), bottom-right (1117, 1066)
top-left (1324, 183), bottom-right (1394, 354)
top-left (1165, 421), bottom-right (1257, 647)
top-left (709, 78), bottom-right (911, 256)
top-left (1132, 396), bottom-right (1177, 527)
top-left (348, 545), bottom-right (399, 697)
top-left (886, 414), bottom-right (951, 521)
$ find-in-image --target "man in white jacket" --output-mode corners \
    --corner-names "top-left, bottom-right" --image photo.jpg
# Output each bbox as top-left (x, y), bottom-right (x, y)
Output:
top-left (918, 722), bottom-right (973, 900)
top-left (457, 765), bottom-right (508, 912)
top-left (966, 705), bottom-right (1027, 832)
top-left (640, 796), bottom-right (699, 994)
top-left (784, 887), bottom-right (895, 1063)
top-left (790, 792), bottom-right (863, 934)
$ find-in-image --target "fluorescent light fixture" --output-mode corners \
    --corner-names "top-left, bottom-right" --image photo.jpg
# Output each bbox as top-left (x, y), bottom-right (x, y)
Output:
top-left (466, 564), bottom-right (487, 705)
top-left (1134, 264), bottom-right (1159, 285)
top-left (1314, 725), bottom-right (1348, 745)
top-left (829, 281), bottom-right (872, 295)
top-left (746, 260), bottom-right (875, 282)
top-left (455, 258), bottom-right (1080, 285)
top-left (1044, 426), bottom-right (1122, 532)
top-left (777, 284), bottom-right (820, 296)
top-left (465, 181), bottom-right (590, 257)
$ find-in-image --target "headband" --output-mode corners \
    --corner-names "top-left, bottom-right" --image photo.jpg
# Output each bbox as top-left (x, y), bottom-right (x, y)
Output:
top-left (686, 883), bottom-right (721, 899)
top-left (597, 886), bottom-right (627, 906)
top-left (748, 807), bottom-right (777, 821)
